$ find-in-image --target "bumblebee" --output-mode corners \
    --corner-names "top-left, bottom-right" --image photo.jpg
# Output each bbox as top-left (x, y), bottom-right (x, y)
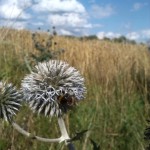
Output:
top-left (57, 93), bottom-right (76, 106)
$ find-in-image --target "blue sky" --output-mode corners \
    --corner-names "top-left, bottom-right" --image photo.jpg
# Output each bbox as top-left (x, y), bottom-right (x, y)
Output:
top-left (0, 0), bottom-right (149, 42)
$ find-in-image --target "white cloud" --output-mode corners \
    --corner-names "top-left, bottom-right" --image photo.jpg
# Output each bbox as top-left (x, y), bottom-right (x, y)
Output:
top-left (30, 22), bottom-right (45, 27)
top-left (32, 0), bottom-right (85, 13)
top-left (97, 29), bottom-right (150, 42)
top-left (31, 0), bottom-right (92, 35)
top-left (131, 2), bottom-right (148, 11)
top-left (126, 30), bottom-right (150, 41)
top-left (91, 4), bottom-right (115, 18)
top-left (0, 0), bottom-right (31, 19)
top-left (0, 20), bottom-right (27, 29)
top-left (0, 0), bottom-right (91, 35)
top-left (141, 29), bottom-right (150, 39)
top-left (97, 31), bottom-right (121, 39)
top-left (92, 24), bottom-right (103, 28)
top-left (96, 32), bottom-right (105, 39)
top-left (126, 32), bottom-right (140, 40)
top-left (59, 29), bottom-right (73, 35)
top-left (12, 21), bottom-right (27, 29)
top-left (17, 0), bottom-right (33, 8)
top-left (47, 13), bottom-right (90, 28)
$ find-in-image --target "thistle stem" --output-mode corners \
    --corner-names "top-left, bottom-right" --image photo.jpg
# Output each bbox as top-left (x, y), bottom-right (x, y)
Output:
top-left (58, 117), bottom-right (70, 142)
top-left (57, 117), bottom-right (76, 150)
top-left (12, 122), bottom-right (62, 143)
top-left (12, 117), bottom-right (76, 150)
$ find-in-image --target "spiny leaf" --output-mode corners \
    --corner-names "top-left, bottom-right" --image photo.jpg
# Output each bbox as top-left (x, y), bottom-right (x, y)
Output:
top-left (69, 129), bottom-right (88, 142)
top-left (90, 139), bottom-right (101, 150)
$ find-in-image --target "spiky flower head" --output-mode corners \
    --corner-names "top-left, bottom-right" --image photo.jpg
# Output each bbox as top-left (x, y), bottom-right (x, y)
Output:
top-left (0, 81), bottom-right (22, 122)
top-left (21, 60), bottom-right (86, 117)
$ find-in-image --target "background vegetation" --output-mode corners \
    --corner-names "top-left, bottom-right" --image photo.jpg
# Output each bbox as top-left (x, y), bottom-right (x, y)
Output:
top-left (0, 28), bottom-right (150, 150)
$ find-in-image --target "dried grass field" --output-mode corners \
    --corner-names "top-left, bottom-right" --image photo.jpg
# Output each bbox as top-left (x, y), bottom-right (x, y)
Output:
top-left (0, 28), bottom-right (150, 150)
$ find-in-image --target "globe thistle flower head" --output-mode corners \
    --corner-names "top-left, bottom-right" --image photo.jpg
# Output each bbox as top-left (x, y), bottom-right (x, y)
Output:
top-left (0, 81), bottom-right (22, 122)
top-left (22, 60), bottom-right (86, 117)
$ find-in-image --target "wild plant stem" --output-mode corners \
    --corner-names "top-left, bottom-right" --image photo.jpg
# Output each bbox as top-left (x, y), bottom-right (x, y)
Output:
top-left (58, 117), bottom-right (76, 150)
top-left (12, 122), bottom-right (62, 142)
top-left (12, 117), bottom-right (76, 149)
top-left (58, 117), bottom-right (70, 142)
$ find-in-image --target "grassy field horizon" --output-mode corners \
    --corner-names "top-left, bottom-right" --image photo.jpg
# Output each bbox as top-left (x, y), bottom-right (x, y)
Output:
top-left (0, 28), bottom-right (150, 150)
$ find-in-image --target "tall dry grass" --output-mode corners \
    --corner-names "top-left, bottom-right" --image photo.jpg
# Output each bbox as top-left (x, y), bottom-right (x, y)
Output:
top-left (57, 36), bottom-right (150, 101)
top-left (0, 28), bottom-right (150, 150)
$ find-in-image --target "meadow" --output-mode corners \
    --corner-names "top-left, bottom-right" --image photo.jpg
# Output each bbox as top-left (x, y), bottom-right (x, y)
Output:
top-left (0, 28), bottom-right (150, 150)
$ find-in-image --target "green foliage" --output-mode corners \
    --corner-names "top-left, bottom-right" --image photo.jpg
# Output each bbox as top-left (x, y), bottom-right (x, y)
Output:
top-left (0, 68), bottom-right (148, 150)
top-left (80, 35), bottom-right (98, 40)
top-left (103, 37), bottom-right (111, 41)
top-left (0, 29), bottom-right (149, 150)
top-left (0, 42), bottom-right (29, 86)
top-left (31, 28), bottom-right (64, 63)
top-left (90, 139), bottom-right (101, 150)
top-left (0, 139), bottom-right (8, 150)
top-left (113, 36), bottom-right (136, 44)
top-left (102, 35), bottom-right (137, 44)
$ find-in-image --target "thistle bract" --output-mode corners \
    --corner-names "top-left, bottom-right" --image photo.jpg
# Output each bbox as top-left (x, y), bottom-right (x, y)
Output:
top-left (21, 60), bottom-right (86, 117)
top-left (0, 82), bottom-right (22, 122)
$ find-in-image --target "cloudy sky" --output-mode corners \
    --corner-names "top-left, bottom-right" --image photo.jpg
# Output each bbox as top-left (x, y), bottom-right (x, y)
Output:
top-left (0, 0), bottom-right (149, 42)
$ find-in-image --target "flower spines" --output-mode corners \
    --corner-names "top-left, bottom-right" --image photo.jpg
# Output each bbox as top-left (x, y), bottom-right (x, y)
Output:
top-left (28, 86), bottom-right (61, 116)
top-left (0, 82), bottom-right (22, 122)
top-left (21, 60), bottom-right (86, 117)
